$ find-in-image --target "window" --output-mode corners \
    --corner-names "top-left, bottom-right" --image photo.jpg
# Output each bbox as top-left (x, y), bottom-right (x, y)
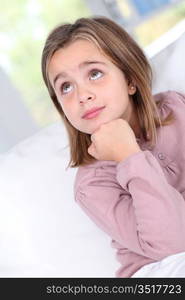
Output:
top-left (115, 0), bottom-right (185, 46)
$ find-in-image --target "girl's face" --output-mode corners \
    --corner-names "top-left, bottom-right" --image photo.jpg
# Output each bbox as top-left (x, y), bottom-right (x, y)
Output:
top-left (48, 39), bottom-right (137, 135)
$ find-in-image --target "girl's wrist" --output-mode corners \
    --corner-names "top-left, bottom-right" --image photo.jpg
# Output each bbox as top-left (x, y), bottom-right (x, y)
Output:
top-left (114, 147), bottom-right (142, 162)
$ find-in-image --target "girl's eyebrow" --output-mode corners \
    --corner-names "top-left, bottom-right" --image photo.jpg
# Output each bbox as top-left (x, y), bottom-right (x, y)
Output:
top-left (53, 61), bottom-right (106, 87)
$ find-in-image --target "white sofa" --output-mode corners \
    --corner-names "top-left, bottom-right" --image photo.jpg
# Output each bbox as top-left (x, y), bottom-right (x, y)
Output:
top-left (0, 28), bottom-right (185, 277)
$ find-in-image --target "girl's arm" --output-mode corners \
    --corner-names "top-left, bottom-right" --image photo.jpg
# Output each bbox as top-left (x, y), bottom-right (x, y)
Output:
top-left (74, 150), bottom-right (185, 261)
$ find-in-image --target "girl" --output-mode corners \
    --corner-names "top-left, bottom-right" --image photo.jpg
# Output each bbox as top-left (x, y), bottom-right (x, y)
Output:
top-left (41, 17), bottom-right (185, 277)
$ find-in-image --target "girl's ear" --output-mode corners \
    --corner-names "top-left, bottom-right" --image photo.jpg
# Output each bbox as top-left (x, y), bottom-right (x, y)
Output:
top-left (128, 81), bottom-right (137, 95)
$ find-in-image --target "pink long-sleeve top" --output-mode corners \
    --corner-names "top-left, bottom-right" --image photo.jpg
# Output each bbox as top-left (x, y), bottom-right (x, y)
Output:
top-left (74, 91), bottom-right (185, 277)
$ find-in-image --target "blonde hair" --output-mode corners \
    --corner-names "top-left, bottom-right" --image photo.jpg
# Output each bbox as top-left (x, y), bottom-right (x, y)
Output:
top-left (41, 16), bottom-right (175, 168)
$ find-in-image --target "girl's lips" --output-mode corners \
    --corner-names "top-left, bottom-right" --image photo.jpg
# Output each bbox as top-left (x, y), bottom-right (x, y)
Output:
top-left (83, 106), bottom-right (105, 119)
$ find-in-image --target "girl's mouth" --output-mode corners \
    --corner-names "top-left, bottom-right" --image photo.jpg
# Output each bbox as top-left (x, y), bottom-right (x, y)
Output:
top-left (82, 106), bottom-right (105, 120)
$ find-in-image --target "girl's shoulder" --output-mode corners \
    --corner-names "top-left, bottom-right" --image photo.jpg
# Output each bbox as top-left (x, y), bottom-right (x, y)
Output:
top-left (153, 90), bottom-right (185, 160)
top-left (153, 90), bottom-right (185, 134)
top-left (154, 90), bottom-right (185, 113)
top-left (154, 91), bottom-right (185, 133)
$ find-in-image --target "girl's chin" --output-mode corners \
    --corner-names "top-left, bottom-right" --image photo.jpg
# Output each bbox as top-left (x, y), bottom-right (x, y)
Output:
top-left (80, 117), bottom-right (114, 134)
top-left (84, 122), bottom-right (108, 134)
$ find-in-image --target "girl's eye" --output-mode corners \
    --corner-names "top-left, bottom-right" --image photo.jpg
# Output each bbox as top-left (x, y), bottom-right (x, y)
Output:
top-left (61, 82), bottom-right (73, 94)
top-left (90, 70), bottom-right (103, 80)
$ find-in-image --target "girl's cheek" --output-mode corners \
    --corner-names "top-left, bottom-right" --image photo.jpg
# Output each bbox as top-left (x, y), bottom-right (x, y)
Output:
top-left (59, 97), bottom-right (74, 115)
top-left (55, 90), bottom-right (62, 102)
top-left (95, 77), bottom-right (107, 88)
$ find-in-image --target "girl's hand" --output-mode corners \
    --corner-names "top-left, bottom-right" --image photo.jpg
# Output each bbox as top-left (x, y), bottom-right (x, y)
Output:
top-left (88, 118), bottom-right (142, 162)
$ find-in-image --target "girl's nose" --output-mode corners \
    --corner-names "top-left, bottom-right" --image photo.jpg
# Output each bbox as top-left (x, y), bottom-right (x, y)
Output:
top-left (78, 87), bottom-right (96, 104)
top-left (79, 95), bottom-right (94, 103)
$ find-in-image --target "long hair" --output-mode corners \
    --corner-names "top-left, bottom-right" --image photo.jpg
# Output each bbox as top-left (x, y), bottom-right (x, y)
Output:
top-left (41, 16), bottom-right (175, 168)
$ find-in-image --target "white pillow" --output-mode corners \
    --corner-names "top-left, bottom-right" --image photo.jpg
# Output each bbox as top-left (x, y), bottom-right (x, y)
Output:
top-left (149, 31), bottom-right (185, 94)
top-left (0, 122), bottom-right (118, 277)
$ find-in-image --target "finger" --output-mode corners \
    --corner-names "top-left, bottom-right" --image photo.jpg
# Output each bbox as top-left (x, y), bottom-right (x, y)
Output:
top-left (88, 143), bottom-right (96, 157)
top-left (90, 133), bottom-right (97, 142)
top-left (87, 144), bottom-right (93, 155)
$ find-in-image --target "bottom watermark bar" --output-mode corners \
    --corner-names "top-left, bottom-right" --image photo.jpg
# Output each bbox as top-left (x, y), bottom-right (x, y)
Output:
top-left (0, 278), bottom-right (185, 299)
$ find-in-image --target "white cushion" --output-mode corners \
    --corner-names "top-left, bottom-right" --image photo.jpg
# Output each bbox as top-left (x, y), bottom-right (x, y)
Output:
top-left (0, 122), bottom-right (118, 277)
top-left (150, 31), bottom-right (185, 94)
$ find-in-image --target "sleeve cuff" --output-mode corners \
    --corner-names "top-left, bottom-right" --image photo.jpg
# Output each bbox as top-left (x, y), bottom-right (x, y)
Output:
top-left (116, 150), bottom-right (161, 190)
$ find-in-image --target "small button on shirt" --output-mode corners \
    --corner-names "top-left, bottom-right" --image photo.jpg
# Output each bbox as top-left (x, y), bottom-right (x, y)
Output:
top-left (158, 152), bottom-right (165, 160)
